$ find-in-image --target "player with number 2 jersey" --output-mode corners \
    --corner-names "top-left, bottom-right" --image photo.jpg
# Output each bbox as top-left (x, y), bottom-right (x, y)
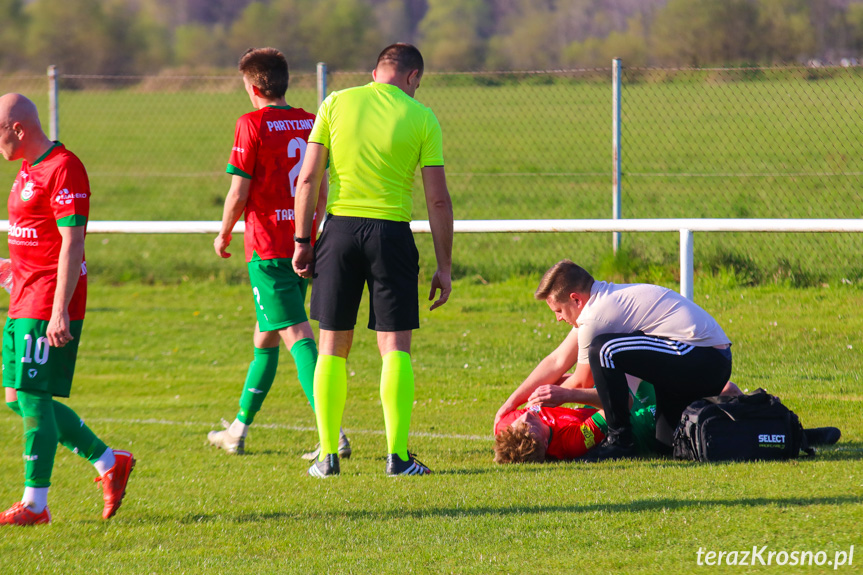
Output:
top-left (208, 48), bottom-right (348, 460)
top-left (227, 105), bottom-right (316, 262)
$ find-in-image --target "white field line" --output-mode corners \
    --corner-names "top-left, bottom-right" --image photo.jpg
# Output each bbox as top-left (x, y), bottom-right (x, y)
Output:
top-left (89, 417), bottom-right (490, 442)
top-left (58, 418), bottom-right (863, 453)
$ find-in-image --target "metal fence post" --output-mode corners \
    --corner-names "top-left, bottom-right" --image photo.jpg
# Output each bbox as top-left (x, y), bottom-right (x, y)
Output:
top-left (316, 62), bottom-right (327, 110)
top-left (612, 58), bottom-right (622, 254)
top-left (48, 65), bottom-right (59, 141)
top-left (680, 229), bottom-right (694, 300)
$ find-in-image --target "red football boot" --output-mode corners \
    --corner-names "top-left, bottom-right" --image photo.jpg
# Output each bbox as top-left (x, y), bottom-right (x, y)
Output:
top-left (95, 450), bottom-right (136, 519)
top-left (0, 501), bottom-right (51, 525)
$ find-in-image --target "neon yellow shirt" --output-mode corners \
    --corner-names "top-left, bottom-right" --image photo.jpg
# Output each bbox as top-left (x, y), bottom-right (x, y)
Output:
top-left (309, 82), bottom-right (444, 222)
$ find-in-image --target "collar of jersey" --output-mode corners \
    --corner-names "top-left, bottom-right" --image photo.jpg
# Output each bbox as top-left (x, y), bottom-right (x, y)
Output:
top-left (32, 141), bottom-right (61, 166)
top-left (372, 82), bottom-right (405, 95)
top-left (265, 105), bottom-right (292, 110)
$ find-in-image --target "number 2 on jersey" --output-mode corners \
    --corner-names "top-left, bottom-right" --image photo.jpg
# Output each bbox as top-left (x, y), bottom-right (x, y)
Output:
top-left (287, 137), bottom-right (307, 197)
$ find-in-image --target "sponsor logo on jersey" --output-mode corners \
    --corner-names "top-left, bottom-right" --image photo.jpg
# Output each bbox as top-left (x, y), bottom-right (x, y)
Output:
top-left (20, 181), bottom-right (35, 201)
top-left (232, 146), bottom-right (245, 153)
top-left (8, 223), bottom-right (38, 239)
top-left (266, 119), bottom-right (314, 132)
top-left (28, 368), bottom-right (38, 378)
top-left (55, 188), bottom-right (87, 205)
top-left (582, 423), bottom-right (597, 449)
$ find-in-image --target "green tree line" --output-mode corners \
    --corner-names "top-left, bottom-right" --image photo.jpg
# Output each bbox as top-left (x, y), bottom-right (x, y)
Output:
top-left (1, 0), bottom-right (862, 74)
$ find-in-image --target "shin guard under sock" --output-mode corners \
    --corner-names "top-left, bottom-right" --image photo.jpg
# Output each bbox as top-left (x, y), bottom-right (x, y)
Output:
top-left (290, 338), bottom-right (318, 412)
top-left (313, 355), bottom-right (346, 460)
top-left (52, 400), bottom-right (109, 464)
top-left (237, 346), bottom-right (279, 425)
top-left (380, 351), bottom-right (414, 460)
top-left (17, 389), bottom-right (58, 488)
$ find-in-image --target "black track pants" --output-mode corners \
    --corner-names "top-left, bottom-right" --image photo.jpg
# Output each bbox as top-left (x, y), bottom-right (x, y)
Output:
top-left (588, 332), bottom-right (732, 447)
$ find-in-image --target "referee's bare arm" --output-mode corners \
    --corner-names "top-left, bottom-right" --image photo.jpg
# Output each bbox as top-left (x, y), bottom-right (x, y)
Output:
top-left (293, 142), bottom-right (329, 278)
top-left (422, 165), bottom-right (453, 310)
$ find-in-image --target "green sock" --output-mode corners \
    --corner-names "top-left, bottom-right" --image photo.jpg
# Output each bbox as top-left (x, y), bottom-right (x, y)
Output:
top-left (17, 389), bottom-right (58, 488)
top-left (380, 351), bottom-right (414, 460)
top-left (237, 346), bottom-right (280, 425)
top-left (53, 400), bottom-right (109, 464)
top-left (314, 355), bottom-right (346, 461)
top-left (6, 400), bottom-right (21, 417)
top-left (290, 338), bottom-right (318, 412)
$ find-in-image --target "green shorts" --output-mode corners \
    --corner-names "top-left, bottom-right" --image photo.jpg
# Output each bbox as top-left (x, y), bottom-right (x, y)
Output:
top-left (2, 317), bottom-right (84, 398)
top-left (247, 257), bottom-right (309, 332)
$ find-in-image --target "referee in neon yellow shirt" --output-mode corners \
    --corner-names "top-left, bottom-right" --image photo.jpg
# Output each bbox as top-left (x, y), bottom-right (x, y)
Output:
top-left (293, 43), bottom-right (453, 477)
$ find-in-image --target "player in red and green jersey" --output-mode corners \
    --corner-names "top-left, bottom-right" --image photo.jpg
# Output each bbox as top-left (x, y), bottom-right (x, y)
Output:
top-left (0, 93), bottom-right (134, 525)
top-left (493, 380), bottom-right (658, 463)
top-left (494, 405), bottom-right (607, 462)
top-left (208, 48), bottom-right (351, 459)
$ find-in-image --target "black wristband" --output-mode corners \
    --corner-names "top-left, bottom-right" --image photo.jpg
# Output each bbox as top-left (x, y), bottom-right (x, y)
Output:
top-left (294, 235), bottom-right (311, 244)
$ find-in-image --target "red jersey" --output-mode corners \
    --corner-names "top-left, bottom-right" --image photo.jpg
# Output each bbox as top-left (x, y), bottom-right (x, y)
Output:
top-left (495, 405), bottom-right (606, 460)
top-left (227, 106), bottom-right (317, 262)
top-left (7, 143), bottom-right (89, 321)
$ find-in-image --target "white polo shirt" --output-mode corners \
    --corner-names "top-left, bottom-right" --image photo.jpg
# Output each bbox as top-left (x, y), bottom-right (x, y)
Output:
top-left (575, 281), bottom-right (731, 364)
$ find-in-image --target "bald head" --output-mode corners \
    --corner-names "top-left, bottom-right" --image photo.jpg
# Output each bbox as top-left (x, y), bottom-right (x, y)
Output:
top-left (0, 93), bottom-right (50, 162)
top-left (0, 94), bottom-right (42, 130)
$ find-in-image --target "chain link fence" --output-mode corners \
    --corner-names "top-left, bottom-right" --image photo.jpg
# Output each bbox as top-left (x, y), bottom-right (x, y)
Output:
top-left (1, 65), bottom-right (861, 285)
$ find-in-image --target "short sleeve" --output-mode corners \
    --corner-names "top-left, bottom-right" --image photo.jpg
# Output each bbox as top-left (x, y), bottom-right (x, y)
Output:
top-left (52, 161), bottom-right (90, 227)
top-left (308, 95), bottom-right (333, 149)
top-left (419, 109), bottom-right (444, 168)
top-left (227, 115), bottom-right (257, 179)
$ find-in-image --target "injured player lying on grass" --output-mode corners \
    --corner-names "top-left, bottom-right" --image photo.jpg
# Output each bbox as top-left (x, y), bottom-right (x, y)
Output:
top-left (493, 378), bottom-right (839, 464)
top-left (493, 375), bottom-right (665, 463)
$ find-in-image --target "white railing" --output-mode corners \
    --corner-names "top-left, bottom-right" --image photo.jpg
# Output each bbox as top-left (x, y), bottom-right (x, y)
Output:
top-left (4, 218), bottom-right (862, 300)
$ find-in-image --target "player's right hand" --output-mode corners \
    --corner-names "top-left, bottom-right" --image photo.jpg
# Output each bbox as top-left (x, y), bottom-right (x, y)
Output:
top-left (292, 243), bottom-right (314, 278)
top-left (214, 233), bottom-right (232, 258)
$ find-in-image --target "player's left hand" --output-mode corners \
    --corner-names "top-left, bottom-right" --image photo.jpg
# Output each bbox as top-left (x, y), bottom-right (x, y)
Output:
top-left (428, 269), bottom-right (451, 311)
top-left (47, 309), bottom-right (73, 348)
top-left (526, 384), bottom-right (568, 408)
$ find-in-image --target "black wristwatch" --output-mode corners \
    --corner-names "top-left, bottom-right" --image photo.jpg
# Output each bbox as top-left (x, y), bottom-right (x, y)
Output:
top-left (294, 235), bottom-right (311, 244)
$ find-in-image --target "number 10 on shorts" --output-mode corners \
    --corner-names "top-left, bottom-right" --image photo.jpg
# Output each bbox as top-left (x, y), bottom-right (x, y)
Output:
top-left (21, 334), bottom-right (49, 365)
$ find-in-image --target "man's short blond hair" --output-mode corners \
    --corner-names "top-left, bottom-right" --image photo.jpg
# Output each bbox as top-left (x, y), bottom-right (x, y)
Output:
top-left (534, 259), bottom-right (595, 302)
top-left (493, 422), bottom-right (546, 464)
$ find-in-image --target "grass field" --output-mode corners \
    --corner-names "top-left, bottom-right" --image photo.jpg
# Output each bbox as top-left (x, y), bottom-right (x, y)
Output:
top-left (0, 68), bottom-right (860, 571)
top-left (0, 278), bottom-right (860, 573)
top-left (1, 69), bottom-right (863, 283)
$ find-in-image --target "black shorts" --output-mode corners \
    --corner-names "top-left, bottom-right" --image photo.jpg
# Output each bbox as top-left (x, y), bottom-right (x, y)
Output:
top-left (310, 215), bottom-right (419, 332)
